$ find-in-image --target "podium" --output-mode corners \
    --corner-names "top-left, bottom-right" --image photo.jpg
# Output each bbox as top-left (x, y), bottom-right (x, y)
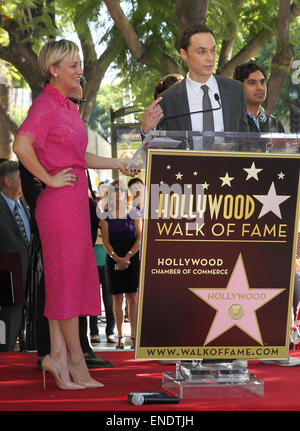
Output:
top-left (128, 130), bottom-right (300, 399)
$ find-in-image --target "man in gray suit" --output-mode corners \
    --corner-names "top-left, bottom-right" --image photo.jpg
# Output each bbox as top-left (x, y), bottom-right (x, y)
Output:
top-left (0, 161), bottom-right (30, 351)
top-left (141, 24), bottom-right (249, 138)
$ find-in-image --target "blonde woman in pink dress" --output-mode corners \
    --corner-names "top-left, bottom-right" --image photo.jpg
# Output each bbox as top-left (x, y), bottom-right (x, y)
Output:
top-left (13, 40), bottom-right (137, 390)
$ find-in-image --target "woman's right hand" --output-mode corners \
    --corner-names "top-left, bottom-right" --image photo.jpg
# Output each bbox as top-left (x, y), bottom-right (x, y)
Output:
top-left (49, 167), bottom-right (78, 188)
top-left (116, 159), bottom-right (140, 177)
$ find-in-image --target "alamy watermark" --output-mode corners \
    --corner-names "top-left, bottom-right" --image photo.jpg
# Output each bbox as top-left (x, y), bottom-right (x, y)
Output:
top-left (97, 182), bottom-right (204, 230)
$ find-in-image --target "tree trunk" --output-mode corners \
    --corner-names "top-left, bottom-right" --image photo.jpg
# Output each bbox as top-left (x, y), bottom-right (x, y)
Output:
top-left (73, 16), bottom-right (117, 127)
top-left (263, 0), bottom-right (294, 116)
top-left (80, 58), bottom-right (112, 127)
top-left (218, 40), bottom-right (235, 72)
top-left (217, 0), bottom-right (243, 72)
top-left (219, 1), bottom-right (300, 90)
top-left (174, 0), bottom-right (208, 31)
top-left (0, 77), bottom-right (14, 159)
top-left (218, 27), bottom-right (274, 77)
top-left (104, 0), bottom-right (146, 62)
top-left (103, 0), bottom-right (180, 74)
top-left (0, 14), bottom-right (45, 100)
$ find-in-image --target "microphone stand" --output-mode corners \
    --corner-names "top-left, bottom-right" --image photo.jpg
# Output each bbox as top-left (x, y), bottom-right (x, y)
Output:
top-left (160, 94), bottom-right (222, 124)
top-left (158, 94), bottom-right (222, 150)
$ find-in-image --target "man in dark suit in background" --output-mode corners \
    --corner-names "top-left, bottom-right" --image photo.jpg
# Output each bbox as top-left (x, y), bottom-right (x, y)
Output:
top-left (0, 161), bottom-right (30, 351)
top-left (141, 24), bottom-right (249, 139)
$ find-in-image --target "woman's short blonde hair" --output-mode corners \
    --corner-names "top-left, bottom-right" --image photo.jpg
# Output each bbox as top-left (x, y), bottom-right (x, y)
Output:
top-left (38, 39), bottom-right (80, 81)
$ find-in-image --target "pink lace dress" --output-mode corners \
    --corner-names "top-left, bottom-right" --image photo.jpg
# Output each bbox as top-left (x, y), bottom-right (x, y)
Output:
top-left (17, 84), bottom-right (101, 319)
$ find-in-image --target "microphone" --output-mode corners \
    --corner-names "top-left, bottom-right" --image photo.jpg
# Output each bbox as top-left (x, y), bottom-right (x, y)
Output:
top-left (128, 392), bottom-right (180, 406)
top-left (160, 93), bottom-right (221, 124)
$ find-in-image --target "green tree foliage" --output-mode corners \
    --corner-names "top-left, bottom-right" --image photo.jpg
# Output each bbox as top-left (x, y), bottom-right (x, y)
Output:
top-left (88, 81), bottom-right (124, 137)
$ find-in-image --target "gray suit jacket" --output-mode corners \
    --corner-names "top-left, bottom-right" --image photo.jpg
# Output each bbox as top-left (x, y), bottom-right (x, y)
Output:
top-left (0, 193), bottom-right (30, 291)
top-left (158, 75), bottom-right (249, 133)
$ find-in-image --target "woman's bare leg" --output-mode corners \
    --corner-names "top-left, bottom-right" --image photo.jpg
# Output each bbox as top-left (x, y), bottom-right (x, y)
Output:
top-left (126, 292), bottom-right (138, 343)
top-left (48, 317), bottom-right (103, 387)
top-left (48, 319), bottom-right (71, 382)
top-left (112, 293), bottom-right (125, 338)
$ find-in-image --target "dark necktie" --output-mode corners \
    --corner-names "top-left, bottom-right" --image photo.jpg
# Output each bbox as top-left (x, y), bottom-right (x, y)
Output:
top-left (201, 84), bottom-right (214, 131)
top-left (14, 202), bottom-right (29, 246)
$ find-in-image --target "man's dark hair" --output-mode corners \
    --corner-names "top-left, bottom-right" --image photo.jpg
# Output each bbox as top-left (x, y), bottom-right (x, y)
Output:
top-left (233, 61), bottom-right (267, 82)
top-left (180, 24), bottom-right (214, 51)
top-left (154, 73), bottom-right (184, 99)
top-left (0, 160), bottom-right (19, 188)
top-left (128, 177), bottom-right (144, 188)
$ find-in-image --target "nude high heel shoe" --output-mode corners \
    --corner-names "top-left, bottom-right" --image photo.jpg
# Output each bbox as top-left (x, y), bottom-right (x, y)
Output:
top-left (68, 360), bottom-right (104, 388)
top-left (42, 355), bottom-right (86, 390)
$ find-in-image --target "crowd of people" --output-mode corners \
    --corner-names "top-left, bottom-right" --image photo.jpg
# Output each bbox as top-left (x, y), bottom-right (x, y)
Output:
top-left (0, 22), bottom-right (300, 392)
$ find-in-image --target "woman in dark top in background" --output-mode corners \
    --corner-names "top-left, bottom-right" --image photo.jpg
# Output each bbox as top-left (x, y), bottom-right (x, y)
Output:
top-left (100, 181), bottom-right (142, 349)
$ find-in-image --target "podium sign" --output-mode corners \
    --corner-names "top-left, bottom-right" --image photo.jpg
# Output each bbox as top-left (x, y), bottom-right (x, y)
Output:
top-left (136, 149), bottom-right (300, 360)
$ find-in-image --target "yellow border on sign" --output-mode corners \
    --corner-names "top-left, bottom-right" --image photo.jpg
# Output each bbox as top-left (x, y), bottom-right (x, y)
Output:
top-left (136, 345), bottom-right (288, 360)
top-left (135, 149), bottom-right (300, 360)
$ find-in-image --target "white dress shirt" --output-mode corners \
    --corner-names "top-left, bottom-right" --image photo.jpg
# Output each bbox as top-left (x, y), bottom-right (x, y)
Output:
top-left (186, 73), bottom-right (224, 133)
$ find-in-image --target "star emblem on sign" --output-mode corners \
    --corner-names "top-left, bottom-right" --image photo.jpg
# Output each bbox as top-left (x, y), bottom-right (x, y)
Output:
top-left (219, 172), bottom-right (234, 187)
top-left (243, 162), bottom-right (263, 181)
top-left (253, 181), bottom-right (290, 219)
top-left (190, 253), bottom-right (284, 345)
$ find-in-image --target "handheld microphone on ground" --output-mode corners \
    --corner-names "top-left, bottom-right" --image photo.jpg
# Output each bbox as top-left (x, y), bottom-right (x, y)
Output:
top-left (128, 392), bottom-right (180, 406)
top-left (160, 93), bottom-right (221, 125)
